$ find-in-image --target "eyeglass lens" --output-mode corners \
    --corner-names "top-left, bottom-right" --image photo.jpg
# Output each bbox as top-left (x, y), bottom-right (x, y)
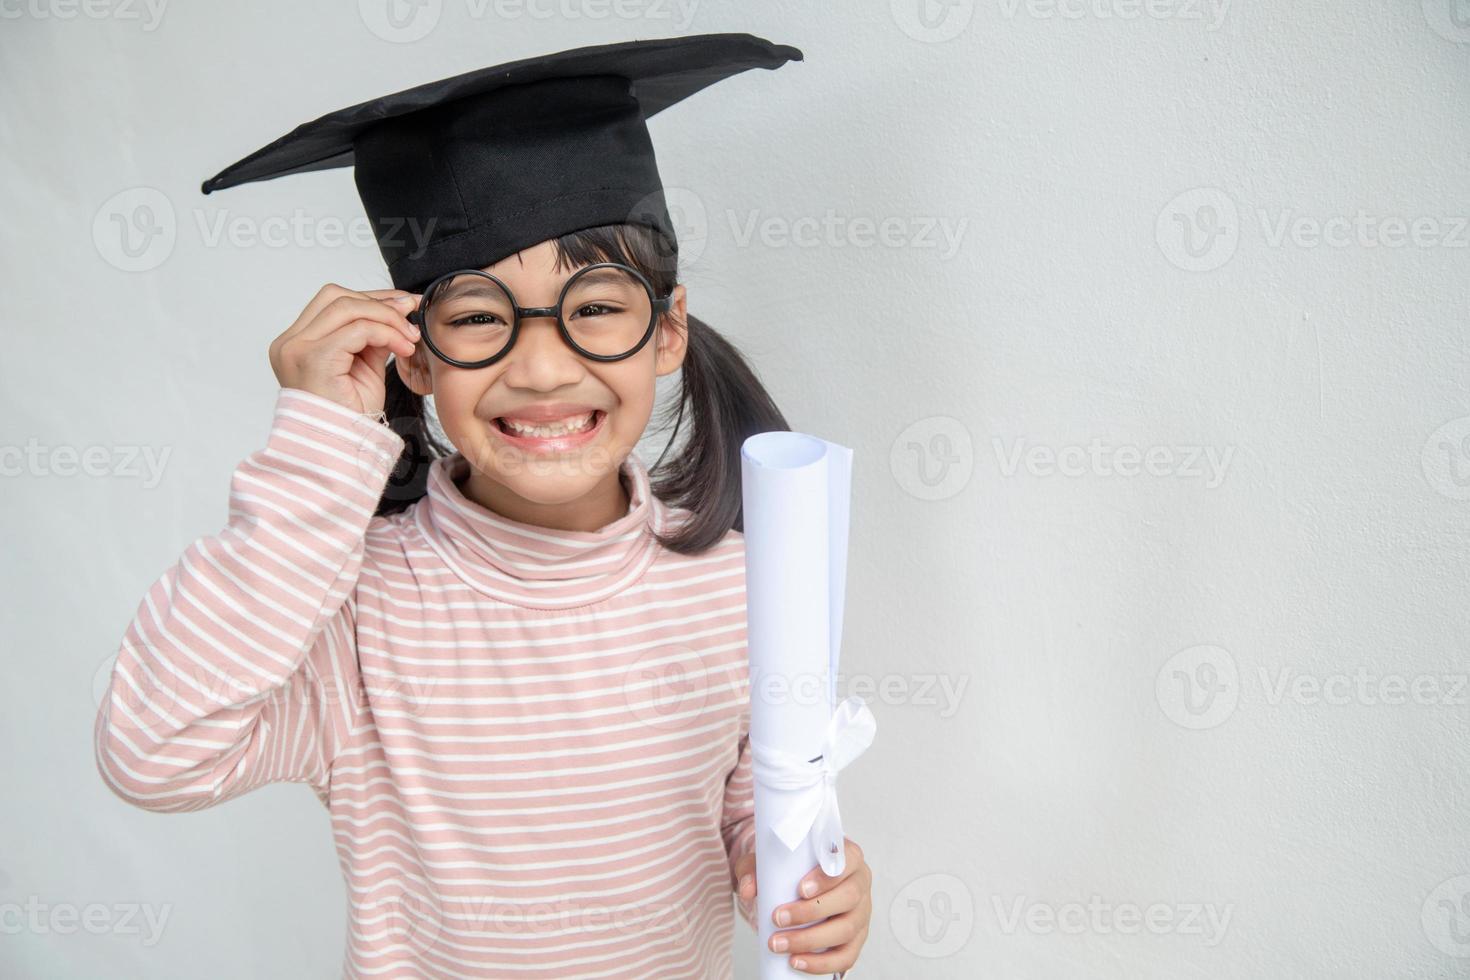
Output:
top-left (421, 265), bottom-right (654, 362)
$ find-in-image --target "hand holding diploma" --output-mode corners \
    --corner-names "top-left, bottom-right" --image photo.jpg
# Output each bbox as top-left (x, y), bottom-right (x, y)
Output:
top-left (740, 431), bottom-right (876, 978)
top-left (734, 837), bottom-right (872, 975)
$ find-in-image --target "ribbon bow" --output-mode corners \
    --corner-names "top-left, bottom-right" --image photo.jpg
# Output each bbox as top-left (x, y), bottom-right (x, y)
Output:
top-left (748, 696), bottom-right (877, 877)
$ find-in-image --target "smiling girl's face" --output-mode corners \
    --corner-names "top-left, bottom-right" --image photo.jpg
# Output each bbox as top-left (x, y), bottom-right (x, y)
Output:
top-left (394, 237), bottom-right (688, 532)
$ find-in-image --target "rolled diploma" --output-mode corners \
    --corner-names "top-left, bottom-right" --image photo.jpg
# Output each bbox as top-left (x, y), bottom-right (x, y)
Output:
top-left (740, 431), bottom-right (871, 979)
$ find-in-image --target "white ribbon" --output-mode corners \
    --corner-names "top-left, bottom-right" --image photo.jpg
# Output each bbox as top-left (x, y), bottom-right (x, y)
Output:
top-left (748, 696), bottom-right (877, 877)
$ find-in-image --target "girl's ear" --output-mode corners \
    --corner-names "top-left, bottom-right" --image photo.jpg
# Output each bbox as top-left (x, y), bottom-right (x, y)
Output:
top-left (654, 283), bottom-right (689, 378)
top-left (394, 343), bottom-right (433, 396)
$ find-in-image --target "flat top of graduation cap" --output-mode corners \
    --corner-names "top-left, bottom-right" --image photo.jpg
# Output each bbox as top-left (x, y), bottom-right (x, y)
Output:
top-left (200, 32), bottom-right (803, 292)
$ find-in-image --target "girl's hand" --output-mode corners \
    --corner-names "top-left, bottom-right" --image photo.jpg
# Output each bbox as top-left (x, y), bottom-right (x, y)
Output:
top-left (733, 837), bottom-right (872, 976)
top-left (269, 283), bottom-right (422, 415)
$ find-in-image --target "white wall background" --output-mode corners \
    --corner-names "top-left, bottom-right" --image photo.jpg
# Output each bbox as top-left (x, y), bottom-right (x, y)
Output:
top-left (4, 2), bottom-right (1469, 977)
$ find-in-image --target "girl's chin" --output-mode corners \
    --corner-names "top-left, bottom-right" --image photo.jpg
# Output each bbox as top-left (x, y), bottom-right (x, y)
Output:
top-left (455, 439), bottom-right (626, 511)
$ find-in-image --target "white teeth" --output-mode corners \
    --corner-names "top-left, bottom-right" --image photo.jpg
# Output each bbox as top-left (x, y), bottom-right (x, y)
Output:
top-left (501, 411), bottom-right (596, 437)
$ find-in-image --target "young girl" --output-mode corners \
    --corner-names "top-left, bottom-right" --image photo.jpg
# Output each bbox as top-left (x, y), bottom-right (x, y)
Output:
top-left (93, 33), bottom-right (871, 980)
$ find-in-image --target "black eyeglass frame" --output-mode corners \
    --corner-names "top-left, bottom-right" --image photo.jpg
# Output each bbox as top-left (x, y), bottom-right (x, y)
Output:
top-left (406, 261), bottom-right (674, 369)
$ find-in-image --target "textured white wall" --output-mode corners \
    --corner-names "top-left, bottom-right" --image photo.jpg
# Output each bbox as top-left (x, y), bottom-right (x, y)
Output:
top-left (4, 2), bottom-right (1469, 977)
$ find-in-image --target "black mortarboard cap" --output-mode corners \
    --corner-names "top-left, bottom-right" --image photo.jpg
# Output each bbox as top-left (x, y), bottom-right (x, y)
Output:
top-left (200, 33), bottom-right (802, 292)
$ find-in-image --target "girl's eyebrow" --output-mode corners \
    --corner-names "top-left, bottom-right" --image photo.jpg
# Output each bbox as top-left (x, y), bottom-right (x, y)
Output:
top-left (445, 266), bottom-right (633, 299)
top-left (560, 267), bottom-right (634, 288)
top-left (439, 279), bottom-right (509, 301)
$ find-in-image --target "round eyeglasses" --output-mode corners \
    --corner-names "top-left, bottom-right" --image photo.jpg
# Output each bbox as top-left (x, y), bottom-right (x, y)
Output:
top-left (407, 262), bottom-right (673, 369)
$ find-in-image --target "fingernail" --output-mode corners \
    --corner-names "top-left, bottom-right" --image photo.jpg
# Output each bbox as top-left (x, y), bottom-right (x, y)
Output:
top-left (739, 875), bottom-right (751, 893)
top-left (775, 909), bottom-right (790, 926)
top-left (791, 958), bottom-right (807, 970)
top-left (801, 880), bottom-right (818, 897)
top-left (771, 935), bottom-right (788, 952)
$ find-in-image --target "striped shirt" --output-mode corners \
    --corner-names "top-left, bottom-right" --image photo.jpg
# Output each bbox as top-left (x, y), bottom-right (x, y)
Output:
top-left (93, 386), bottom-right (758, 979)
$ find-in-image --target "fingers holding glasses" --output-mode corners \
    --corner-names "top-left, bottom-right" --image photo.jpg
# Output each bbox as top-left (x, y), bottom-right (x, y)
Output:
top-left (270, 282), bottom-right (423, 415)
top-left (299, 290), bottom-right (420, 346)
top-left (286, 283), bottom-right (405, 332)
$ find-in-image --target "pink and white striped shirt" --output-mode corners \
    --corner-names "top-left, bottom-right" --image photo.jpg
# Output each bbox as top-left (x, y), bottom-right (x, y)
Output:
top-left (93, 386), bottom-right (759, 978)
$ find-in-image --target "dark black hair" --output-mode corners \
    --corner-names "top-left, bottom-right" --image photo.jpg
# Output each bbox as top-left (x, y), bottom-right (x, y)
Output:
top-left (373, 221), bottom-right (790, 555)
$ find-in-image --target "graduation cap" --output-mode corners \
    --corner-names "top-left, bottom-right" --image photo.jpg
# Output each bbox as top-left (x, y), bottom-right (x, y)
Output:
top-left (200, 33), bottom-right (803, 292)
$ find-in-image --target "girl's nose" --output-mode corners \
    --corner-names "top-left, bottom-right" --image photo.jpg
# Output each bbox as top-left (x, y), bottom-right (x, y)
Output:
top-left (500, 317), bottom-right (584, 387)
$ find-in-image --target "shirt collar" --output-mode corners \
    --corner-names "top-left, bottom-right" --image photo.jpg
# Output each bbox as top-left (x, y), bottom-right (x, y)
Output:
top-left (412, 449), bottom-right (667, 610)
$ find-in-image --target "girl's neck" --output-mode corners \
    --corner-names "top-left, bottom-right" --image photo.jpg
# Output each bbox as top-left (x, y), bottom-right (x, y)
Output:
top-left (455, 461), bottom-right (631, 533)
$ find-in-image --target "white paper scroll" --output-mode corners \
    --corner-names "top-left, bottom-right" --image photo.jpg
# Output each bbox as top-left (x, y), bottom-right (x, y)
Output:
top-left (740, 431), bottom-right (876, 979)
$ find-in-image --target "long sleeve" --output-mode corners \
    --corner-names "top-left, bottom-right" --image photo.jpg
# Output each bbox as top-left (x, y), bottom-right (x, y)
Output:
top-left (722, 728), bottom-right (758, 930)
top-left (93, 387), bottom-right (405, 812)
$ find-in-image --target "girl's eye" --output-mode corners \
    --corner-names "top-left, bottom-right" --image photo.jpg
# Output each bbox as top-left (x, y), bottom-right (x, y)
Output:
top-left (574, 303), bottom-right (618, 318)
top-left (451, 313), bottom-right (506, 328)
